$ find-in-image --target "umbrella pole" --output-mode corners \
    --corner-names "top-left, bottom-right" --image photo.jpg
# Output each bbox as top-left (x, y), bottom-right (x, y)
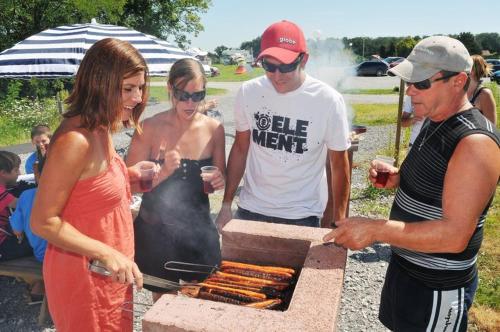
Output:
top-left (394, 79), bottom-right (405, 166)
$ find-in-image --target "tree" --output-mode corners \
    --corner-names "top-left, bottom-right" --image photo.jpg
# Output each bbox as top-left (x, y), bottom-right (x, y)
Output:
top-left (395, 37), bottom-right (417, 58)
top-left (118, 0), bottom-right (212, 48)
top-left (379, 45), bottom-right (387, 58)
top-left (0, 0), bottom-right (212, 52)
top-left (0, 0), bottom-right (124, 51)
top-left (214, 45), bottom-right (228, 58)
top-left (240, 37), bottom-right (261, 58)
top-left (475, 32), bottom-right (500, 55)
top-left (455, 32), bottom-right (481, 55)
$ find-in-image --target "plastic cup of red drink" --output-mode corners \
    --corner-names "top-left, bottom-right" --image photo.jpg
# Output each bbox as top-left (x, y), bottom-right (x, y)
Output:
top-left (139, 164), bottom-right (155, 192)
top-left (374, 155), bottom-right (395, 186)
top-left (200, 166), bottom-right (218, 194)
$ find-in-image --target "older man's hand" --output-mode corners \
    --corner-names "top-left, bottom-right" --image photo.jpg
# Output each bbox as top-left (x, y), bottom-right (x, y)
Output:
top-left (323, 217), bottom-right (381, 250)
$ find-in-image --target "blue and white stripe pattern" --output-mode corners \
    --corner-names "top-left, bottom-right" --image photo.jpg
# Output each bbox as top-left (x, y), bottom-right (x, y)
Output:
top-left (0, 22), bottom-right (207, 78)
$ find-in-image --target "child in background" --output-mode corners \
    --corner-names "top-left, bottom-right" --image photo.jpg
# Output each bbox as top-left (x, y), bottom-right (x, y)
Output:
top-left (25, 124), bottom-right (51, 174)
top-left (0, 151), bottom-right (33, 261)
top-left (10, 154), bottom-right (48, 301)
top-left (10, 155), bottom-right (48, 262)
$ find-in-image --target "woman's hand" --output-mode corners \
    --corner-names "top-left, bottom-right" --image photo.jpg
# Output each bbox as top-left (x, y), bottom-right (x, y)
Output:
top-left (128, 160), bottom-right (160, 182)
top-left (159, 147), bottom-right (181, 179)
top-left (99, 248), bottom-right (143, 289)
top-left (201, 167), bottom-right (225, 191)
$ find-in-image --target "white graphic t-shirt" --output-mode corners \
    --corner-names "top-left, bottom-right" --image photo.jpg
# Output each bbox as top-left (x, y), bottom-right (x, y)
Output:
top-left (235, 74), bottom-right (351, 219)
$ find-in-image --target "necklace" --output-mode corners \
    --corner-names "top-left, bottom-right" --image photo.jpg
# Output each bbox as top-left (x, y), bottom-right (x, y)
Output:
top-left (417, 120), bottom-right (448, 151)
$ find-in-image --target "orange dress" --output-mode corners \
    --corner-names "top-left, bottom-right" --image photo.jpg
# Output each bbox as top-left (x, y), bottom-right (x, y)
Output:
top-left (43, 154), bottom-right (134, 332)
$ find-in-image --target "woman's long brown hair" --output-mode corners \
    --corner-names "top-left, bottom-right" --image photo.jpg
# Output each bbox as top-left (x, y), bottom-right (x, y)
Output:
top-left (64, 38), bottom-right (149, 133)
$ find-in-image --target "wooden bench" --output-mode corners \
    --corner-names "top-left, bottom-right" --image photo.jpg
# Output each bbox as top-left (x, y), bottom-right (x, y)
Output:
top-left (0, 256), bottom-right (50, 325)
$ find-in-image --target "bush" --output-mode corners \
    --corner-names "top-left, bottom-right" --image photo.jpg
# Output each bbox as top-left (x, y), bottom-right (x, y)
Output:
top-left (0, 97), bottom-right (62, 145)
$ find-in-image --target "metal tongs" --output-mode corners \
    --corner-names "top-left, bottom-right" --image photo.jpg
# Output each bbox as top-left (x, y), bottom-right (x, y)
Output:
top-left (163, 261), bottom-right (218, 275)
top-left (88, 260), bottom-right (192, 290)
top-left (88, 260), bottom-right (218, 289)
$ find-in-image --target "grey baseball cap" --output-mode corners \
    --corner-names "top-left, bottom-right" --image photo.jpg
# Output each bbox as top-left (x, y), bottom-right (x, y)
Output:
top-left (388, 35), bottom-right (472, 82)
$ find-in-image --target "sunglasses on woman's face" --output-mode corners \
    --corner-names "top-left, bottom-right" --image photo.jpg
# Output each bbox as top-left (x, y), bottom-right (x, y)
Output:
top-left (173, 86), bottom-right (206, 102)
top-left (261, 54), bottom-right (304, 73)
top-left (406, 72), bottom-right (460, 90)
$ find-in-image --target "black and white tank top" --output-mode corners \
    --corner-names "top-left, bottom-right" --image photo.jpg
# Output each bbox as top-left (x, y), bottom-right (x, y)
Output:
top-left (389, 108), bottom-right (499, 289)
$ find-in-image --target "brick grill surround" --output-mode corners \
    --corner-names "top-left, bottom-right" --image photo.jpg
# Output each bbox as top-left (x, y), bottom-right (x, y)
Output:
top-left (142, 219), bottom-right (346, 332)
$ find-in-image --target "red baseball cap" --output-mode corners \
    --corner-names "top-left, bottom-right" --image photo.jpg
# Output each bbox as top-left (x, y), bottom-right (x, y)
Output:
top-left (257, 20), bottom-right (308, 64)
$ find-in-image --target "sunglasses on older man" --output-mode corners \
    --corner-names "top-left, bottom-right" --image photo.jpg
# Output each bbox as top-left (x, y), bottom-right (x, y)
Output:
top-left (173, 86), bottom-right (206, 102)
top-left (261, 53), bottom-right (304, 73)
top-left (406, 72), bottom-right (460, 90)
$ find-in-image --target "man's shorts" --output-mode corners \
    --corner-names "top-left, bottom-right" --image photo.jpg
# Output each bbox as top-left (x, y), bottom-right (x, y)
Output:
top-left (379, 257), bottom-right (477, 332)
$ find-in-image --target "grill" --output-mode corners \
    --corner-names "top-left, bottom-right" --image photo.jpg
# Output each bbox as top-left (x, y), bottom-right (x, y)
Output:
top-left (143, 219), bottom-right (346, 332)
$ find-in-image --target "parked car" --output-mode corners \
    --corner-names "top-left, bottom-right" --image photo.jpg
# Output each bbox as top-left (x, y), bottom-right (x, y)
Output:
top-left (486, 59), bottom-right (500, 66)
top-left (355, 61), bottom-right (389, 76)
top-left (383, 56), bottom-right (405, 68)
top-left (491, 70), bottom-right (500, 84)
top-left (490, 64), bottom-right (500, 78)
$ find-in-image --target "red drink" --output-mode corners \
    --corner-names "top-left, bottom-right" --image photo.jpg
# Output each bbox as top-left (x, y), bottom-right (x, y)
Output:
top-left (140, 178), bottom-right (153, 192)
top-left (376, 171), bottom-right (390, 186)
top-left (203, 181), bottom-right (214, 194)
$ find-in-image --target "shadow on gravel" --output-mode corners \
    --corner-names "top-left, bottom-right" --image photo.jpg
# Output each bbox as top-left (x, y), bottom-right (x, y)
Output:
top-left (348, 243), bottom-right (391, 263)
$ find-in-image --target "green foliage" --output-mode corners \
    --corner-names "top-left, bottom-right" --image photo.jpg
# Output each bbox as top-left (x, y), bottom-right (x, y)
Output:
top-left (0, 0), bottom-right (124, 51)
top-left (475, 32), bottom-right (500, 55)
top-left (0, 78), bottom-right (74, 102)
top-left (395, 37), bottom-right (418, 57)
top-left (118, 0), bottom-right (212, 48)
top-left (0, 98), bottom-right (62, 145)
top-left (454, 32), bottom-right (481, 55)
top-left (0, 0), bottom-right (211, 53)
top-left (240, 37), bottom-right (261, 58)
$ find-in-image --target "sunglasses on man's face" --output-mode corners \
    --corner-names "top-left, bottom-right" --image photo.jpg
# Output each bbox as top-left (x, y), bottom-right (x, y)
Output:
top-left (406, 72), bottom-right (460, 90)
top-left (261, 54), bottom-right (304, 73)
top-left (173, 86), bottom-right (206, 102)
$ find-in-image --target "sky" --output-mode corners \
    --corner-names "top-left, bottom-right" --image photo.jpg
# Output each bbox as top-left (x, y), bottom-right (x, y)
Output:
top-left (188, 0), bottom-right (500, 52)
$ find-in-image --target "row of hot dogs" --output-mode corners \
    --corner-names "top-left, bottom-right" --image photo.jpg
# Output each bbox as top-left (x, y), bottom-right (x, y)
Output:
top-left (181, 260), bottom-right (297, 310)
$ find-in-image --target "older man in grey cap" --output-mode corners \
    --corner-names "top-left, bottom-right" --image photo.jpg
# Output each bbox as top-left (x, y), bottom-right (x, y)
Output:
top-left (324, 36), bottom-right (499, 331)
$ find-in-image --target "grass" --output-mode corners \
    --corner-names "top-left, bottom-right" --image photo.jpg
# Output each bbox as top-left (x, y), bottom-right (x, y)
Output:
top-left (342, 88), bottom-right (398, 95)
top-left (351, 103), bottom-right (398, 126)
top-left (469, 186), bottom-right (500, 331)
top-left (484, 82), bottom-right (500, 129)
top-left (208, 64), bottom-right (265, 82)
top-left (148, 86), bottom-right (228, 102)
top-left (0, 119), bottom-right (35, 146)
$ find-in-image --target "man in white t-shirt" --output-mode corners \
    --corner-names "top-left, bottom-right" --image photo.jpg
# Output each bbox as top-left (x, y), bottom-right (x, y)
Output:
top-left (401, 95), bottom-right (424, 147)
top-left (216, 20), bottom-right (351, 229)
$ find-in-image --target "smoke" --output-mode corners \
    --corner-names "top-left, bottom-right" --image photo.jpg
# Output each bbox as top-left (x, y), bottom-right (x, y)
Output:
top-left (306, 32), bottom-right (358, 125)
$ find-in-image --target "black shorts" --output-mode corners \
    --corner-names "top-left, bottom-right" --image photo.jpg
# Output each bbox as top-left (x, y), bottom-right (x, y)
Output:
top-left (379, 257), bottom-right (477, 332)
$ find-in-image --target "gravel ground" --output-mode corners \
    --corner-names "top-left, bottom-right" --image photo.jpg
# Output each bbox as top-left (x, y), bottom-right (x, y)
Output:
top-left (1, 80), bottom-right (399, 331)
top-left (0, 123), bottom-right (398, 332)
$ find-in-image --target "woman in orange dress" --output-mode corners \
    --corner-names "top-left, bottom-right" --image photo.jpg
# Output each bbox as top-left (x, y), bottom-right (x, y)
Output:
top-left (31, 38), bottom-right (156, 332)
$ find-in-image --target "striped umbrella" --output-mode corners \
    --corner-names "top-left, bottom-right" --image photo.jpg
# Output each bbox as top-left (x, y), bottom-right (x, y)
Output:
top-left (0, 20), bottom-right (208, 78)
